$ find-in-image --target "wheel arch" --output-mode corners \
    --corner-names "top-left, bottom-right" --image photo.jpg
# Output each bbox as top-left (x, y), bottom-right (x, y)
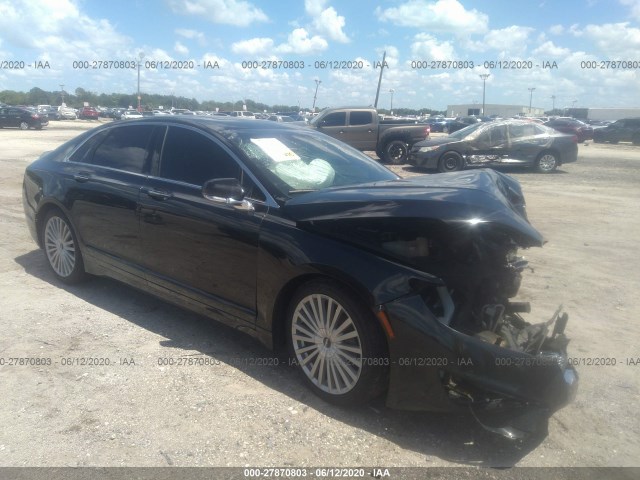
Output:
top-left (537, 148), bottom-right (562, 164)
top-left (270, 271), bottom-right (384, 353)
top-left (35, 200), bottom-right (73, 248)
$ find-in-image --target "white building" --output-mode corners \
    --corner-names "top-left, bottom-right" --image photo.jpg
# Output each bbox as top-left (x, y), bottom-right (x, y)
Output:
top-left (586, 108), bottom-right (640, 121)
top-left (447, 103), bottom-right (545, 118)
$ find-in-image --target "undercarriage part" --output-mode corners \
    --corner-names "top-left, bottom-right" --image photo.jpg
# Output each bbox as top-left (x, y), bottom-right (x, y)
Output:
top-left (474, 304), bottom-right (569, 355)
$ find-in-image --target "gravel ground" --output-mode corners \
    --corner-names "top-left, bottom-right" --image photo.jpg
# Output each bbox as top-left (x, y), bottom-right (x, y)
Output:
top-left (0, 121), bottom-right (639, 469)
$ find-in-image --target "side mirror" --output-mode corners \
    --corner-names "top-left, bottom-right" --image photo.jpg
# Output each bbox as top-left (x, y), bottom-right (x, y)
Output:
top-left (202, 178), bottom-right (244, 200)
top-left (202, 178), bottom-right (254, 213)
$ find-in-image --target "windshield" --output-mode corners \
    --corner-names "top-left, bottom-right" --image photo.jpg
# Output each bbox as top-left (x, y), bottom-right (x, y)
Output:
top-left (223, 129), bottom-right (398, 197)
top-left (448, 122), bottom-right (486, 139)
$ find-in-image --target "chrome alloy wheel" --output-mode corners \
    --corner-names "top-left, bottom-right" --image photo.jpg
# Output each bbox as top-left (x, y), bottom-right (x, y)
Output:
top-left (44, 216), bottom-right (76, 278)
top-left (291, 294), bottom-right (363, 395)
top-left (537, 153), bottom-right (557, 172)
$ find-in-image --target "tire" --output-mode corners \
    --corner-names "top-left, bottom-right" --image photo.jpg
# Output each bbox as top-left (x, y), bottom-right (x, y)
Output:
top-left (19, 121), bottom-right (29, 130)
top-left (632, 134), bottom-right (640, 146)
top-left (42, 210), bottom-right (86, 284)
top-left (535, 151), bottom-right (558, 173)
top-left (381, 140), bottom-right (408, 165)
top-left (437, 151), bottom-right (465, 173)
top-left (288, 280), bottom-right (388, 406)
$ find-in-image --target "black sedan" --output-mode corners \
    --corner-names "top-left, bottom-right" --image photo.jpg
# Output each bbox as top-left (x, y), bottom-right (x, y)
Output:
top-left (0, 106), bottom-right (49, 129)
top-left (409, 119), bottom-right (578, 173)
top-left (23, 116), bottom-right (577, 439)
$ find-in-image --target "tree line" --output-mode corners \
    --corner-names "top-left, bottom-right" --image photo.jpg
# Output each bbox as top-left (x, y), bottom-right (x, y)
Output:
top-left (0, 87), bottom-right (444, 116)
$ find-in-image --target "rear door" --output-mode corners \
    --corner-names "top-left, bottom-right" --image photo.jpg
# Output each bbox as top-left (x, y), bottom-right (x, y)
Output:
top-left (508, 123), bottom-right (550, 162)
top-left (64, 124), bottom-right (156, 282)
top-left (138, 125), bottom-right (266, 327)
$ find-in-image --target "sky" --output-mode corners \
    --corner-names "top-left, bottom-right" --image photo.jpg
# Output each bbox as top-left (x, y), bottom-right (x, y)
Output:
top-left (1, 0), bottom-right (640, 111)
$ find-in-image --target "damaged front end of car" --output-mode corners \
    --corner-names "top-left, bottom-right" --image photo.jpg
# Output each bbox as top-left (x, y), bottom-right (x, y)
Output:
top-left (285, 169), bottom-right (578, 439)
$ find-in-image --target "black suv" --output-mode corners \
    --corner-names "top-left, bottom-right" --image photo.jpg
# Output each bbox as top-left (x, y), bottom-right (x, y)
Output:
top-left (593, 118), bottom-right (640, 145)
top-left (0, 106), bottom-right (49, 130)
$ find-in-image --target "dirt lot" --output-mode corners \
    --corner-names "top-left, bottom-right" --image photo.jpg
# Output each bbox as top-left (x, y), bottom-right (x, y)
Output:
top-left (0, 121), bottom-right (639, 469)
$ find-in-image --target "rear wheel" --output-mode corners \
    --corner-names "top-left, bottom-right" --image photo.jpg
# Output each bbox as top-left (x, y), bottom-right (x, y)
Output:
top-left (19, 121), bottom-right (29, 130)
top-left (437, 151), bottom-right (464, 172)
top-left (632, 134), bottom-right (640, 146)
top-left (535, 151), bottom-right (558, 173)
top-left (288, 281), bottom-right (388, 406)
top-left (42, 210), bottom-right (86, 283)
top-left (382, 140), bottom-right (408, 165)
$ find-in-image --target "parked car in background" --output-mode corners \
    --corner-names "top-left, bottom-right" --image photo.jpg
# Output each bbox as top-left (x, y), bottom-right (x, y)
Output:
top-left (592, 118), bottom-right (640, 144)
top-left (267, 115), bottom-right (307, 126)
top-left (78, 107), bottom-right (99, 120)
top-left (409, 119), bottom-right (578, 173)
top-left (121, 110), bottom-right (144, 119)
top-left (0, 106), bottom-right (48, 129)
top-left (58, 106), bottom-right (77, 120)
top-left (22, 116), bottom-right (577, 439)
top-left (310, 107), bottom-right (430, 164)
top-left (423, 117), bottom-right (448, 132)
top-left (544, 118), bottom-right (594, 143)
top-left (37, 105), bottom-right (60, 121)
top-left (231, 111), bottom-right (256, 119)
top-left (443, 116), bottom-right (480, 134)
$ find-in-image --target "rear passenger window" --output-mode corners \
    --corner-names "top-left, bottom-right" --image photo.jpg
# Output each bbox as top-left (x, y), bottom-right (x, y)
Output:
top-left (89, 126), bottom-right (154, 173)
top-left (69, 130), bottom-right (109, 164)
top-left (322, 112), bottom-right (346, 127)
top-left (349, 111), bottom-right (373, 126)
top-left (159, 127), bottom-right (241, 186)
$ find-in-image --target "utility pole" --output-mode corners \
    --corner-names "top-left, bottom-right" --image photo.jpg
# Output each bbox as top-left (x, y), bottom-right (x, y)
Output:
top-left (389, 89), bottom-right (394, 115)
top-left (528, 87), bottom-right (536, 114)
top-left (373, 51), bottom-right (386, 108)
top-left (551, 95), bottom-right (556, 112)
top-left (137, 52), bottom-right (144, 111)
top-left (312, 79), bottom-right (321, 111)
top-left (59, 84), bottom-right (65, 105)
top-left (479, 74), bottom-right (489, 115)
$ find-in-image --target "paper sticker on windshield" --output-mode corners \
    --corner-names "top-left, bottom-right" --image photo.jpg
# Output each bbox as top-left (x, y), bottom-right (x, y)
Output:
top-left (250, 138), bottom-right (301, 162)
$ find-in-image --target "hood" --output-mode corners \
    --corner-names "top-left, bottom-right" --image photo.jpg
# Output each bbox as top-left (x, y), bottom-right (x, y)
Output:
top-left (283, 169), bottom-right (544, 248)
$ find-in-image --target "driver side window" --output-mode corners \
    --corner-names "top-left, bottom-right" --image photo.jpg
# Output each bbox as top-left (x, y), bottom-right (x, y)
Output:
top-left (159, 127), bottom-right (264, 201)
top-left (160, 127), bottom-right (241, 186)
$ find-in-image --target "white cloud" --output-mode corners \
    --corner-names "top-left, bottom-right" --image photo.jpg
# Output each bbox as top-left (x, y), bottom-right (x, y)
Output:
top-left (483, 26), bottom-right (534, 55)
top-left (175, 28), bottom-right (206, 45)
top-left (549, 24), bottom-right (564, 35)
top-left (375, 0), bottom-right (488, 34)
top-left (305, 0), bottom-right (349, 43)
top-left (533, 40), bottom-right (571, 57)
top-left (276, 28), bottom-right (328, 54)
top-left (577, 22), bottom-right (640, 57)
top-left (620, 0), bottom-right (640, 20)
top-left (410, 33), bottom-right (456, 60)
top-left (174, 41), bottom-right (189, 55)
top-left (167, 0), bottom-right (268, 26)
top-left (231, 37), bottom-right (274, 55)
top-left (0, 0), bottom-right (131, 58)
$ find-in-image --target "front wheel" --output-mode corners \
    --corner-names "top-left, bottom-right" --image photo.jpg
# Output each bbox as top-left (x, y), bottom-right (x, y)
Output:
top-left (535, 151), bottom-right (558, 173)
top-left (437, 152), bottom-right (465, 172)
top-left (42, 210), bottom-right (86, 283)
top-left (288, 281), bottom-right (388, 406)
top-left (382, 140), bottom-right (408, 165)
top-left (19, 121), bottom-right (29, 130)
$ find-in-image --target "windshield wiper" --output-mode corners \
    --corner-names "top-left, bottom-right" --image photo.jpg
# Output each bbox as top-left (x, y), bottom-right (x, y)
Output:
top-left (288, 189), bottom-right (319, 194)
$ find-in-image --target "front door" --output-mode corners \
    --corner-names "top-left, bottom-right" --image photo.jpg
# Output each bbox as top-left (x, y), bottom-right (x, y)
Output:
top-left (138, 125), bottom-right (264, 326)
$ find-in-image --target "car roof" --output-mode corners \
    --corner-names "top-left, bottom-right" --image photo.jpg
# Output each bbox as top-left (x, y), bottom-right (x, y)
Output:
top-left (91, 115), bottom-right (309, 135)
